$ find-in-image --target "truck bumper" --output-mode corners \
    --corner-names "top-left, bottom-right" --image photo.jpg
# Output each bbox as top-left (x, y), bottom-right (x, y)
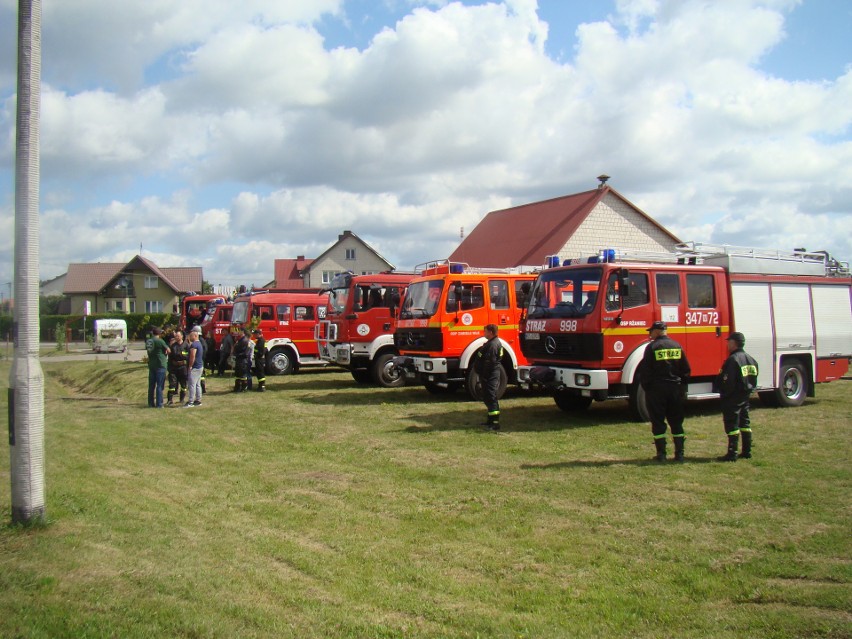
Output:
top-left (318, 342), bottom-right (352, 366)
top-left (517, 365), bottom-right (610, 391)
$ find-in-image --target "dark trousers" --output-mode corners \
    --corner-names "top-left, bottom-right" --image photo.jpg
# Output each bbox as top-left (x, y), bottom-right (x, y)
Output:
top-left (148, 367), bottom-right (166, 408)
top-left (721, 394), bottom-right (751, 435)
top-left (482, 371), bottom-right (501, 415)
top-left (646, 382), bottom-right (685, 438)
top-left (168, 367), bottom-right (188, 394)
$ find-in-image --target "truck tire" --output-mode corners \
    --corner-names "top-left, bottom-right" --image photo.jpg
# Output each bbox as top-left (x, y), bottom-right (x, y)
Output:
top-left (351, 368), bottom-right (372, 384)
top-left (774, 360), bottom-right (808, 407)
top-left (465, 365), bottom-right (509, 401)
top-left (372, 352), bottom-right (405, 388)
top-left (266, 347), bottom-right (295, 376)
top-left (628, 381), bottom-right (651, 422)
top-left (553, 390), bottom-right (592, 412)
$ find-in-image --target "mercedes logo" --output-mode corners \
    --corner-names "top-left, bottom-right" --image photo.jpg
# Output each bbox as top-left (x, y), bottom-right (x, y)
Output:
top-left (545, 335), bottom-right (557, 354)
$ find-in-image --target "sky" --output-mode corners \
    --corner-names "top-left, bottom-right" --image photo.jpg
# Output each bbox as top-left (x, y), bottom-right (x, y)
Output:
top-left (1, 0), bottom-right (851, 291)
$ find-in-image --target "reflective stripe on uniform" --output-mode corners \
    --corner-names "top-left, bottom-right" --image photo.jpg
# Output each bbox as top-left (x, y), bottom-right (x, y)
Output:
top-left (654, 348), bottom-right (682, 361)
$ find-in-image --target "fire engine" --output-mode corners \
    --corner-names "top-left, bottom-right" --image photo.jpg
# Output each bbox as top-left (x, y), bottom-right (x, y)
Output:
top-left (179, 293), bottom-right (226, 330)
top-left (517, 243), bottom-right (852, 418)
top-left (393, 261), bottom-right (537, 399)
top-left (199, 303), bottom-right (233, 350)
top-left (230, 290), bottom-right (329, 375)
top-left (315, 271), bottom-right (416, 387)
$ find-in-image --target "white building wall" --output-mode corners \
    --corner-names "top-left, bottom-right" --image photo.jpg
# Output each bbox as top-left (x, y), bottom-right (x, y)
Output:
top-left (557, 193), bottom-right (679, 261)
top-left (305, 235), bottom-right (393, 288)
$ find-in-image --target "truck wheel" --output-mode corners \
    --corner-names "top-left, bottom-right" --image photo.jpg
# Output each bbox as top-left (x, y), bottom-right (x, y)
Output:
top-left (628, 381), bottom-right (651, 422)
top-left (372, 353), bottom-right (405, 388)
top-left (775, 360), bottom-right (808, 407)
top-left (465, 365), bottom-right (508, 401)
top-left (351, 368), bottom-right (372, 384)
top-left (266, 347), bottom-right (295, 376)
top-left (553, 390), bottom-right (592, 412)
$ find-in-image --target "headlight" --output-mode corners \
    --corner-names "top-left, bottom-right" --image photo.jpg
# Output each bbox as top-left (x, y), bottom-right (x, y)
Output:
top-left (424, 361), bottom-right (434, 371)
top-left (575, 374), bottom-right (591, 387)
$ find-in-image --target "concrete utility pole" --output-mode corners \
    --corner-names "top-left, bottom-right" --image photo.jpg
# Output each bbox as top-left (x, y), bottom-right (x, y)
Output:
top-left (9, 0), bottom-right (46, 525)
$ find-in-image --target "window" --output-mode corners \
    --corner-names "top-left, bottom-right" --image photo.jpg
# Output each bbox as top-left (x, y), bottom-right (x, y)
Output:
top-left (623, 273), bottom-right (649, 309)
top-left (145, 300), bottom-right (163, 313)
top-left (322, 271), bottom-right (336, 284)
top-left (252, 305), bottom-right (274, 320)
top-left (129, 301), bottom-right (136, 313)
top-left (294, 306), bottom-right (314, 321)
top-left (114, 300), bottom-right (123, 311)
top-left (686, 274), bottom-right (715, 308)
top-left (144, 275), bottom-right (158, 289)
top-left (345, 248), bottom-right (356, 260)
top-left (489, 280), bottom-right (509, 309)
top-left (277, 305), bottom-right (290, 322)
top-left (446, 283), bottom-right (485, 312)
top-left (515, 280), bottom-right (532, 309)
top-left (655, 273), bottom-right (681, 304)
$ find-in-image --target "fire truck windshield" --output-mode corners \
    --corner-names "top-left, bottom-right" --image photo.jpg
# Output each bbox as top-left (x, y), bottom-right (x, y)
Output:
top-left (527, 267), bottom-right (603, 319)
top-left (231, 300), bottom-right (249, 324)
top-left (400, 280), bottom-right (444, 319)
top-left (329, 287), bottom-right (350, 314)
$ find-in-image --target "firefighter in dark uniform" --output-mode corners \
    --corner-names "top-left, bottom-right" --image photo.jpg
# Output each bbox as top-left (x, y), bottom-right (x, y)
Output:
top-left (641, 321), bottom-right (691, 461)
top-left (475, 323), bottom-right (503, 430)
top-left (232, 328), bottom-right (251, 392)
top-left (251, 329), bottom-right (267, 392)
top-left (715, 331), bottom-right (759, 461)
top-left (166, 330), bottom-right (190, 405)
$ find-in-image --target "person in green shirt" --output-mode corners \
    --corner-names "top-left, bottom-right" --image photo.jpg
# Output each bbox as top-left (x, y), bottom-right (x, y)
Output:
top-left (145, 326), bottom-right (170, 408)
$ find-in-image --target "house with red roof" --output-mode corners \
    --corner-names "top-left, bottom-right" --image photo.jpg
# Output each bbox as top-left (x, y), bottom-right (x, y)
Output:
top-left (450, 180), bottom-right (681, 268)
top-left (62, 255), bottom-right (203, 316)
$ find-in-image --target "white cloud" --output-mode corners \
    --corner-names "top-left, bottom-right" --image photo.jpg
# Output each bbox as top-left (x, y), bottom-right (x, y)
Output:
top-left (0, 0), bottom-right (850, 289)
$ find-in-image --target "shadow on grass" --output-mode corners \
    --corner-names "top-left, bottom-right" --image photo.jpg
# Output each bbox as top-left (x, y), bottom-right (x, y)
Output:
top-left (520, 456), bottom-right (717, 469)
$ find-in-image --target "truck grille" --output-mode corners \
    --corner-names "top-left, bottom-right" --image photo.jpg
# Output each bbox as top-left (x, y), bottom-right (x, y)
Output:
top-left (521, 333), bottom-right (604, 362)
top-left (394, 328), bottom-right (443, 353)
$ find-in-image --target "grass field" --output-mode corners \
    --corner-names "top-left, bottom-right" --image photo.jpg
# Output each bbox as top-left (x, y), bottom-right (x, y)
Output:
top-left (1, 359), bottom-right (850, 638)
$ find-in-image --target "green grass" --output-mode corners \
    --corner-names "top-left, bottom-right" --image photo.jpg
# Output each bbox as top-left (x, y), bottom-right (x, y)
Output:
top-left (1, 360), bottom-right (850, 638)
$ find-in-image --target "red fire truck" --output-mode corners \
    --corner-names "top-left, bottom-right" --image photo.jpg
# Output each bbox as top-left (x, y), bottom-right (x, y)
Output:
top-left (393, 261), bottom-right (537, 399)
top-left (517, 244), bottom-right (852, 418)
top-left (199, 303), bottom-right (233, 350)
top-left (230, 290), bottom-right (329, 375)
top-left (315, 271), bottom-right (416, 386)
top-left (179, 294), bottom-right (226, 330)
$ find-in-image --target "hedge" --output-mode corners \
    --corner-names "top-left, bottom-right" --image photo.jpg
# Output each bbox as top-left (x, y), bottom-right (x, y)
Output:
top-left (0, 313), bottom-right (177, 342)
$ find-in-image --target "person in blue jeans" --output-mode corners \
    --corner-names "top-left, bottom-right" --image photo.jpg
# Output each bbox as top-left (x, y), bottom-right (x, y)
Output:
top-left (185, 330), bottom-right (205, 407)
top-left (145, 326), bottom-right (170, 408)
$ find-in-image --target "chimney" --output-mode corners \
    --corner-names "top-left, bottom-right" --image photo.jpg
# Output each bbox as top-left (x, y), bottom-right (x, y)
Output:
top-left (597, 174), bottom-right (610, 189)
top-left (339, 230), bottom-right (352, 241)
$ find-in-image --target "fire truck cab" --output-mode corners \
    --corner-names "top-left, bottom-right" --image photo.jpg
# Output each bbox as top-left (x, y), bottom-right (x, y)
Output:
top-left (179, 294), bottom-right (226, 330)
top-left (394, 261), bottom-right (537, 399)
top-left (518, 244), bottom-right (852, 418)
top-left (231, 290), bottom-right (329, 375)
top-left (316, 271), bottom-right (416, 387)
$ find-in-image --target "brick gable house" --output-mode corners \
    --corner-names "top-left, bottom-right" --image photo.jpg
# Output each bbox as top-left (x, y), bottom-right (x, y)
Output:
top-left (450, 183), bottom-right (681, 268)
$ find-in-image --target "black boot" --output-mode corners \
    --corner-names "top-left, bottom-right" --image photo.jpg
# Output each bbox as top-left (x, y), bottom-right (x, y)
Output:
top-left (673, 436), bottom-right (685, 462)
top-left (653, 438), bottom-right (667, 462)
top-left (179, 390), bottom-right (186, 405)
top-left (740, 431), bottom-right (752, 459)
top-left (481, 414), bottom-right (500, 430)
top-left (718, 435), bottom-right (739, 462)
top-left (166, 391), bottom-right (174, 406)
top-left (234, 380), bottom-right (242, 393)
top-left (257, 380), bottom-right (265, 392)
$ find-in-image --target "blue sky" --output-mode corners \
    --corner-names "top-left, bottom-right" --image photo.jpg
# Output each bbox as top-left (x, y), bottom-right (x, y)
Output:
top-left (1, 0), bottom-right (850, 289)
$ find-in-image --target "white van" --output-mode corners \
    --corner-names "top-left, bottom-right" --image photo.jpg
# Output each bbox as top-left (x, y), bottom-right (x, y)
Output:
top-left (93, 319), bottom-right (128, 353)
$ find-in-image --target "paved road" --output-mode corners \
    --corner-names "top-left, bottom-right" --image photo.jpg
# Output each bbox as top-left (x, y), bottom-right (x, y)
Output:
top-left (35, 341), bottom-right (148, 363)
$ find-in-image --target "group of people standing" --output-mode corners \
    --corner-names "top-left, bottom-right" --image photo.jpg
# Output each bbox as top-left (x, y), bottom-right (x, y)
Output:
top-left (146, 324), bottom-right (270, 407)
top-left (639, 320), bottom-right (759, 463)
top-left (145, 326), bottom-right (205, 408)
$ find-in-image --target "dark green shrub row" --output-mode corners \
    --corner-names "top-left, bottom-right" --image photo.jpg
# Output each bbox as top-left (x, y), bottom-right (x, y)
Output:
top-left (0, 313), bottom-right (177, 342)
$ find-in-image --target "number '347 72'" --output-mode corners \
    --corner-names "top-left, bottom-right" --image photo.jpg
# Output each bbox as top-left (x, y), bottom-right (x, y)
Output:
top-left (685, 311), bottom-right (719, 325)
